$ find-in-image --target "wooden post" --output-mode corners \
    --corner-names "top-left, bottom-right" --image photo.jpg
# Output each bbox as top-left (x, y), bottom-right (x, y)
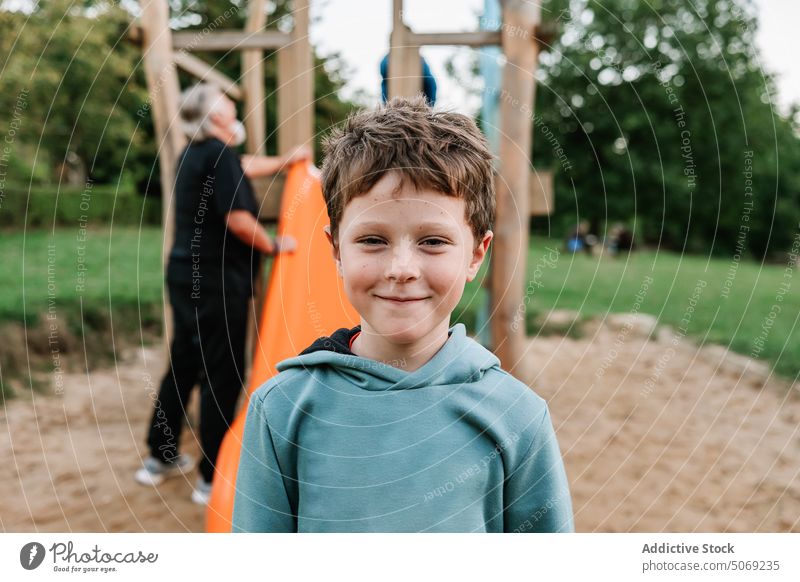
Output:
top-left (490, 0), bottom-right (540, 371)
top-left (241, 0), bottom-right (267, 381)
top-left (388, 0), bottom-right (422, 99)
top-left (242, 0), bottom-right (266, 155)
top-left (277, 0), bottom-right (314, 155)
top-left (140, 0), bottom-right (185, 343)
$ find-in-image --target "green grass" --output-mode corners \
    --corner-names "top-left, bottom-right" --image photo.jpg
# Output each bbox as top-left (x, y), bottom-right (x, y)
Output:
top-left (458, 237), bottom-right (800, 379)
top-left (0, 226), bottom-right (164, 325)
top-left (4, 228), bottom-right (799, 379)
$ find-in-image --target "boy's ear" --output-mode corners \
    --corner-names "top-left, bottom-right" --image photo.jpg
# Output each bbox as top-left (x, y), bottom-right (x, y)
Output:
top-left (323, 225), bottom-right (342, 274)
top-left (466, 230), bottom-right (493, 282)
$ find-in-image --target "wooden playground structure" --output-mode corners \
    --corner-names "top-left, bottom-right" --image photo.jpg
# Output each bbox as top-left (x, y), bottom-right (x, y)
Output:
top-left (136, 0), bottom-right (552, 369)
top-left (135, 0), bottom-right (553, 530)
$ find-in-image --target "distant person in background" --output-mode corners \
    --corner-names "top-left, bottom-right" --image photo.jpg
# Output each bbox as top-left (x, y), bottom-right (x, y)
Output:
top-left (566, 221), bottom-right (595, 255)
top-left (134, 83), bottom-right (310, 505)
top-left (380, 54), bottom-right (437, 105)
top-left (565, 229), bottom-right (585, 253)
top-left (606, 223), bottom-right (635, 256)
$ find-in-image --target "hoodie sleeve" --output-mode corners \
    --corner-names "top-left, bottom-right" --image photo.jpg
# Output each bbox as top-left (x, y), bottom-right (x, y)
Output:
top-left (503, 408), bottom-right (574, 533)
top-left (232, 391), bottom-right (297, 532)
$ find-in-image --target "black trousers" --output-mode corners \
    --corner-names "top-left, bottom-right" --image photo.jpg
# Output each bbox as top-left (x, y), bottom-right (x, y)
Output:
top-left (147, 280), bottom-right (249, 483)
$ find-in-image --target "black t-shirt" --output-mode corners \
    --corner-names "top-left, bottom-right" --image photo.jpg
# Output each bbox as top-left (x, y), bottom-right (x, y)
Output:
top-left (167, 138), bottom-right (261, 296)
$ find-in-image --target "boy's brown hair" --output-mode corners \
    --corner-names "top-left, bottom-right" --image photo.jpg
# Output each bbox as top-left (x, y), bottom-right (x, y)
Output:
top-left (321, 95), bottom-right (495, 245)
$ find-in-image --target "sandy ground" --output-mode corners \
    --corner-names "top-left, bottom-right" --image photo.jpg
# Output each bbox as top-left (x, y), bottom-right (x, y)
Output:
top-left (1, 346), bottom-right (206, 532)
top-left (2, 315), bottom-right (798, 532)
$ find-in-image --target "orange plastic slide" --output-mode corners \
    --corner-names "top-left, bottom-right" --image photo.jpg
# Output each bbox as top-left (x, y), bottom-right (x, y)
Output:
top-left (206, 161), bottom-right (359, 532)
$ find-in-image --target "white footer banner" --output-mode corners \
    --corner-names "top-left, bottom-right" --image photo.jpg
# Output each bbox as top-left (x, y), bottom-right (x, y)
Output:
top-left (1, 534), bottom-right (798, 581)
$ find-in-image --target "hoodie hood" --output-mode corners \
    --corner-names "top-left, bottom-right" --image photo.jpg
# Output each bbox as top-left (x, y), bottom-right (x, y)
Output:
top-left (298, 325), bottom-right (361, 356)
top-left (276, 323), bottom-right (500, 390)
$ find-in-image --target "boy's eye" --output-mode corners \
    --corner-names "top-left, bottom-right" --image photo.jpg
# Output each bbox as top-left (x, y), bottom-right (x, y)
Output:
top-left (358, 237), bottom-right (385, 245)
top-left (422, 238), bottom-right (448, 247)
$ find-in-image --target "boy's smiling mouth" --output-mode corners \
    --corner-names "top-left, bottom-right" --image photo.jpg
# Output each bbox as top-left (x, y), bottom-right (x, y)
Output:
top-left (375, 295), bottom-right (430, 304)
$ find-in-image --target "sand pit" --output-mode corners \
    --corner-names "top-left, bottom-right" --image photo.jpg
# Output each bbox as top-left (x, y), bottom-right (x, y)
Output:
top-left (2, 317), bottom-right (798, 532)
top-left (1, 347), bottom-right (206, 532)
top-left (521, 315), bottom-right (800, 532)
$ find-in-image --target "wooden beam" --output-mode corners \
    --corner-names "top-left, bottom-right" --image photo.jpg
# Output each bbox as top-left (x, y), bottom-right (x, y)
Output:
top-left (491, 0), bottom-right (541, 371)
top-left (242, 0), bottom-right (266, 155)
top-left (277, 0), bottom-right (314, 155)
top-left (252, 174), bottom-right (287, 221)
top-left (277, 41), bottom-right (295, 154)
top-left (388, 0), bottom-right (422, 99)
top-left (140, 0), bottom-right (186, 345)
top-left (295, 0), bottom-right (314, 147)
top-left (398, 24), bottom-right (553, 50)
top-left (408, 25), bottom-right (552, 48)
top-left (408, 31), bottom-right (501, 47)
top-left (140, 19), bottom-right (553, 54)
top-left (173, 51), bottom-right (242, 99)
top-left (530, 169), bottom-right (554, 216)
top-left (172, 30), bottom-right (289, 51)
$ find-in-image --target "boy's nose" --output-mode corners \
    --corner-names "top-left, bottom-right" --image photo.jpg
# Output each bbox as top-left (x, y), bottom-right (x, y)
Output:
top-left (385, 238), bottom-right (420, 282)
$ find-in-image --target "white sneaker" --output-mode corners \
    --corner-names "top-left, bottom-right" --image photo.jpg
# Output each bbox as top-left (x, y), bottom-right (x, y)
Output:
top-left (134, 454), bottom-right (194, 486)
top-left (191, 477), bottom-right (213, 505)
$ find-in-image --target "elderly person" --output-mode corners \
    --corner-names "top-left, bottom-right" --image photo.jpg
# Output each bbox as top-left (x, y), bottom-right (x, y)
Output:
top-left (135, 83), bottom-right (310, 504)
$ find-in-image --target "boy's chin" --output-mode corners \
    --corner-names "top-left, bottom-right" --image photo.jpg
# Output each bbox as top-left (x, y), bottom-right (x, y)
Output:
top-left (367, 319), bottom-right (444, 346)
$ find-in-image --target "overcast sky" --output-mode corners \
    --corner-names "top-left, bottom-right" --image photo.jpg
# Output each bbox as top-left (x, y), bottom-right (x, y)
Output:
top-left (1, 0), bottom-right (795, 115)
top-left (310, 0), bottom-right (800, 115)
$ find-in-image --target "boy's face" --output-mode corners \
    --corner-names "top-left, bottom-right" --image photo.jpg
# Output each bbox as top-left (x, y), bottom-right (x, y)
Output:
top-left (324, 172), bottom-right (492, 346)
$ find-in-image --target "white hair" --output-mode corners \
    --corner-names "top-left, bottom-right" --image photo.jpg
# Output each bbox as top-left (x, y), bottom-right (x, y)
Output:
top-left (179, 83), bottom-right (226, 141)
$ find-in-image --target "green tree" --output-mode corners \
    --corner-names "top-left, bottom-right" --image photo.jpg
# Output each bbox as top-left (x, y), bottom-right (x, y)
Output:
top-left (0, 0), bottom-right (357, 193)
top-left (0, 0), bottom-right (150, 186)
top-left (531, 0), bottom-right (800, 257)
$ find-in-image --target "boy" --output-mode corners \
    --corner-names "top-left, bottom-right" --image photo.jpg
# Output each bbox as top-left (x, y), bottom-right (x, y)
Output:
top-left (232, 96), bottom-right (573, 532)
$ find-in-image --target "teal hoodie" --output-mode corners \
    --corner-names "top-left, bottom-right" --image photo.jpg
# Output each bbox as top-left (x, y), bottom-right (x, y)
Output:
top-left (232, 323), bottom-right (573, 532)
